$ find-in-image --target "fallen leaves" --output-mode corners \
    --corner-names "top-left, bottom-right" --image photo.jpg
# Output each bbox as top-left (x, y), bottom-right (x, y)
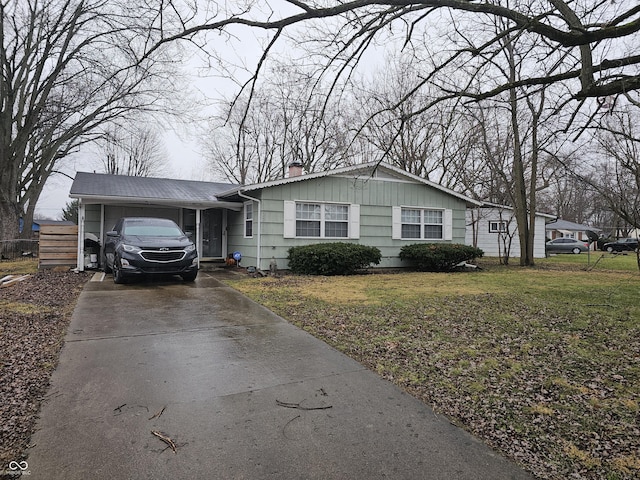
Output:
top-left (228, 271), bottom-right (640, 480)
top-left (0, 269), bottom-right (89, 467)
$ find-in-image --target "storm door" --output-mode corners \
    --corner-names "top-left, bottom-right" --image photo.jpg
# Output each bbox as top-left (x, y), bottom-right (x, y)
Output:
top-left (201, 209), bottom-right (223, 258)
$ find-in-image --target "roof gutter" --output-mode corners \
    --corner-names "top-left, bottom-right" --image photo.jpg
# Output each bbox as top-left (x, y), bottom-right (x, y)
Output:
top-left (237, 190), bottom-right (262, 270)
top-left (69, 194), bottom-right (242, 211)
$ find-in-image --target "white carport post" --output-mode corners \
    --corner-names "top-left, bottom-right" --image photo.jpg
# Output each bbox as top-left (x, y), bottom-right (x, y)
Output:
top-left (195, 208), bottom-right (201, 268)
top-left (77, 200), bottom-right (86, 271)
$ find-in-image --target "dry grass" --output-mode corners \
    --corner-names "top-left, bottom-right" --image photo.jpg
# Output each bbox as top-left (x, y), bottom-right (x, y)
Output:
top-left (225, 262), bottom-right (640, 480)
top-left (0, 259), bottom-right (38, 275)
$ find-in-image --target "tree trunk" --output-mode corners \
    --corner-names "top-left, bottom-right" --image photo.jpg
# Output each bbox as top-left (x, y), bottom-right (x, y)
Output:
top-left (0, 199), bottom-right (21, 242)
top-left (511, 122), bottom-right (532, 267)
top-left (505, 36), bottom-right (533, 267)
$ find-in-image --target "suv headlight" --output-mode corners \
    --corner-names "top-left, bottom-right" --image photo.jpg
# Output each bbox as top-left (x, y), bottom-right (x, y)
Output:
top-left (121, 244), bottom-right (142, 253)
top-left (185, 244), bottom-right (196, 253)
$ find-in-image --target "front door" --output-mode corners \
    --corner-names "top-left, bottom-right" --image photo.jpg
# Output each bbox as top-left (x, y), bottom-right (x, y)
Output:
top-left (201, 209), bottom-right (223, 258)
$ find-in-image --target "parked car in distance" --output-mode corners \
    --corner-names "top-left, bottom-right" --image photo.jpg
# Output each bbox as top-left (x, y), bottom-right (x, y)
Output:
top-left (602, 237), bottom-right (639, 252)
top-left (104, 217), bottom-right (198, 284)
top-left (545, 238), bottom-right (590, 255)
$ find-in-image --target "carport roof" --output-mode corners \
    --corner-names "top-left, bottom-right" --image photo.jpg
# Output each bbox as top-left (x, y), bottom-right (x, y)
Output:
top-left (70, 172), bottom-right (240, 208)
top-left (545, 219), bottom-right (600, 232)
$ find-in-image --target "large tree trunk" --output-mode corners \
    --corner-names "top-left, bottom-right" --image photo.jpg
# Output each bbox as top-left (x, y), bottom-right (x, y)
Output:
top-left (0, 199), bottom-right (21, 242)
top-left (506, 36), bottom-right (533, 267)
top-left (511, 123), bottom-right (532, 266)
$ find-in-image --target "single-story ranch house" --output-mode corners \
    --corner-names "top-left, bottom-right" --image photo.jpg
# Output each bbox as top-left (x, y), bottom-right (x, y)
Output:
top-left (70, 162), bottom-right (485, 271)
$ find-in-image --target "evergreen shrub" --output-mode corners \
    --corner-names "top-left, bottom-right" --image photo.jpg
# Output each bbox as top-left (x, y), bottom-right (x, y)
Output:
top-left (399, 243), bottom-right (483, 272)
top-left (287, 243), bottom-right (382, 275)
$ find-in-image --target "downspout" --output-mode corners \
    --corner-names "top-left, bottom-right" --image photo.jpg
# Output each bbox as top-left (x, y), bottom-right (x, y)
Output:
top-left (237, 190), bottom-right (261, 270)
top-left (77, 200), bottom-right (85, 272)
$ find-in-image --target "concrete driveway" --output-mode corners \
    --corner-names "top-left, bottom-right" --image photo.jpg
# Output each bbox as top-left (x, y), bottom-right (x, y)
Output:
top-left (27, 272), bottom-right (533, 479)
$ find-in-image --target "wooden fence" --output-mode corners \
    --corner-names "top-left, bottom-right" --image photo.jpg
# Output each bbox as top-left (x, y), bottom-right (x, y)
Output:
top-left (39, 225), bottom-right (78, 269)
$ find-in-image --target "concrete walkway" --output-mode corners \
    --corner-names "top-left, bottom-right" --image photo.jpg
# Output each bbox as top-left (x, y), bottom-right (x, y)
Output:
top-left (27, 272), bottom-right (534, 479)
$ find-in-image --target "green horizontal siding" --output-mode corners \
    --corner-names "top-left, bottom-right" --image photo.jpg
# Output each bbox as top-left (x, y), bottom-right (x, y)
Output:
top-left (227, 176), bottom-right (468, 270)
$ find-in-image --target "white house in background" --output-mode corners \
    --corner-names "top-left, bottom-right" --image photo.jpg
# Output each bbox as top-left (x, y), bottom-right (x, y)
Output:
top-left (545, 219), bottom-right (601, 242)
top-left (466, 204), bottom-right (555, 259)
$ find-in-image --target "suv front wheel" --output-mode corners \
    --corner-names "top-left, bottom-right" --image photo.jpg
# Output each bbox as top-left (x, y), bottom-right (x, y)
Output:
top-left (181, 270), bottom-right (198, 282)
top-left (113, 257), bottom-right (127, 284)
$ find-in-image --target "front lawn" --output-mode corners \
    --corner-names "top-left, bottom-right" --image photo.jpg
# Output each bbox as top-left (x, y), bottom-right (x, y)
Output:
top-left (224, 260), bottom-right (640, 480)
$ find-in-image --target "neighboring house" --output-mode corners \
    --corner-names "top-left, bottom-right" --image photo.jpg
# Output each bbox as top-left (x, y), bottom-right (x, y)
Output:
top-left (465, 204), bottom-right (555, 259)
top-left (69, 162), bottom-right (481, 271)
top-left (545, 219), bottom-right (600, 242)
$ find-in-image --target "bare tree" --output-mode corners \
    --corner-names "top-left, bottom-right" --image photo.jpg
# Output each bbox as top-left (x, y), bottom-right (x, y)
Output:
top-left (440, 13), bottom-right (565, 266)
top-left (461, 106), bottom-right (515, 205)
top-left (537, 157), bottom-right (597, 224)
top-left (147, 1), bottom-right (640, 107)
top-left (204, 91), bottom-right (283, 184)
top-left (355, 54), bottom-right (459, 183)
top-left (142, 1), bottom-right (638, 196)
top-left (204, 63), bottom-right (354, 183)
top-left (0, 0), bottom-right (185, 241)
top-left (275, 67), bottom-right (354, 175)
top-left (589, 107), bottom-right (640, 235)
top-left (97, 126), bottom-right (168, 177)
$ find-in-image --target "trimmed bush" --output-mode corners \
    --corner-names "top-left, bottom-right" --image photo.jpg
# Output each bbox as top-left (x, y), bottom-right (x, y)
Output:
top-left (287, 243), bottom-right (382, 275)
top-left (399, 243), bottom-right (484, 272)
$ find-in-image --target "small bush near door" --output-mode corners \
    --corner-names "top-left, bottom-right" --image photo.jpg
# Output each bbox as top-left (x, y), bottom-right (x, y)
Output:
top-left (287, 243), bottom-right (382, 275)
top-left (400, 243), bottom-right (484, 272)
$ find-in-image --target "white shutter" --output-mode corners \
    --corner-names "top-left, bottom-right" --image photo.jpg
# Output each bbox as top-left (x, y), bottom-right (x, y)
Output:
top-left (392, 206), bottom-right (402, 240)
top-left (444, 209), bottom-right (453, 240)
top-left (283, 201), bottom-right (296, 238)
top-left (349, 204), bottom-right (360, 239)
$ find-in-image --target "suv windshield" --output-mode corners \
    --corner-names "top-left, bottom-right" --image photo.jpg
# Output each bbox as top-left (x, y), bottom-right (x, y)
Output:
top-left (123, 220), bottom-right (184, 237)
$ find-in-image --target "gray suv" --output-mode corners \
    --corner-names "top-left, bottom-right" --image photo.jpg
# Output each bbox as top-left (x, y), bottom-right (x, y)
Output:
top-left (104, 217), bottom-right (198, 283)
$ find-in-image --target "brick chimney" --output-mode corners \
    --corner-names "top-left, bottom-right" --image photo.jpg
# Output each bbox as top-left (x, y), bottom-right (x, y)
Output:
top-left (288, 161), bottom-right (304, 178)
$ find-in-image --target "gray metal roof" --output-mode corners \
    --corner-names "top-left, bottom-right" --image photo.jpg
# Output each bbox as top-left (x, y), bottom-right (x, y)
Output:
top-left (545, 219), bottom-right (600, 232)
top-left (70, 172), bottom-right (239, 208)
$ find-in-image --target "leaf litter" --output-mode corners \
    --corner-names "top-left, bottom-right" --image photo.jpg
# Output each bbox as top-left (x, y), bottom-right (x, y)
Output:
top-left (228, 272), bottom-right (640, 480)
top-left (0, 269), bottom-right (89, 467)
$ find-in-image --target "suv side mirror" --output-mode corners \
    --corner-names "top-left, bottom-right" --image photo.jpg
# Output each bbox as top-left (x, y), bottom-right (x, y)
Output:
top-left (106, 230), bottom-right (118, 237)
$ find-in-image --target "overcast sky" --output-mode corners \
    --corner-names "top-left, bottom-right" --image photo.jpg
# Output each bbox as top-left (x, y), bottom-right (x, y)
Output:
top-left (36, 130), bottom-right (210, 219)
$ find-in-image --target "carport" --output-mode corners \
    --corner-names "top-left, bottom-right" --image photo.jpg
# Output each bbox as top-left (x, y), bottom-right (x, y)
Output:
top-left (69, 172), bottom-right (241, 270)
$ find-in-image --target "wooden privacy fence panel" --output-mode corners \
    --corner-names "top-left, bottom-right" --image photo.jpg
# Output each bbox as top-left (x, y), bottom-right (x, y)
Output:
top-left (39, 225), bottom-right (78, 269)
